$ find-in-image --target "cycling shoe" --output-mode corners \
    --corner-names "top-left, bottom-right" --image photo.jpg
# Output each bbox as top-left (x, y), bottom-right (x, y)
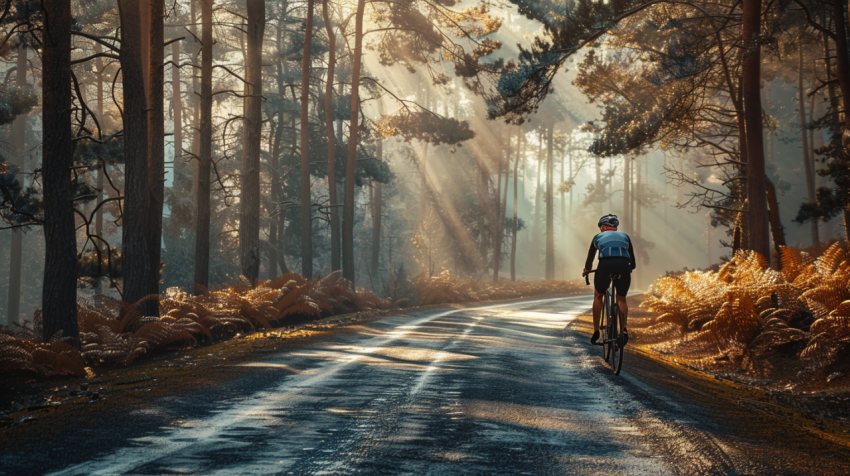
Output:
top-left (618, 329), bottom-right (629, 349)
top-left (590, 330), bottom-right (600, 345)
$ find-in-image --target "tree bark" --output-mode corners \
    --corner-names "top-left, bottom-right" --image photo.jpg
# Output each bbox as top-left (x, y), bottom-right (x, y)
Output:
top-left (742, 0), bottom-right (770, 260)
top-left (545, 123), bottom-right (554, 280)
top-left (370, 140), bottom-right (383, 285)
top-left (190, 0), bottom-right (201, 197)
top-left (510, 128), bottom-right (520, 282)
top-left (836, 0), bottom-right (850, 147)
top-left (765, 177), bottom-right (786, 263)
top-left (492, 136), bottom-right (503, 282)
top-left (42, 0), bottom-right (78, 344)
top-left (7, 44), bottom-right (26, 326)
top-left (635, 157), bottom-right (642, 287)
top-left (147, 0), bottom-right (165, 312)
top-left (322, 0), bottom-right (340, 273)
top-left (798, 44), bottom-right (819, 246)
top-left (823, 22), bottom-right (841, 138)
top-left (172, 41), bottom-right (182, 189)
top-left (120, 0), bottom-right (154, 306)
top-left (623, 156), bottom-right (630, 233)
top-left (560, 134), bottom-right (567, 278)
top-left (500, 135), bottom-right (509, 275)
top-left (300, 0), bottom-right (315, 278)
top-left (833, 0), bottom-right (850, 246)
top-left (706, 212), bottom-right (712, 266)
top-left (95, 45), bottom-right (106, 294)
top-left (239, 0), bottom-right (264, 284)
top-left (269, 113), bottom-right (285, 277)
top-left (533, 130), bottom-right (543, 273)
top-left (511, 128), bottom-right (523, 283)
top-left (193, 0), bottom-right (213, 291)
top-left (343, 0), bottom-right (365, 287)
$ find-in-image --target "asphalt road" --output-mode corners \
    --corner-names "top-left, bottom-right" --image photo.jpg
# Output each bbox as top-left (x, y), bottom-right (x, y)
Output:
top-left (12, 296), bottom-right (850, 475)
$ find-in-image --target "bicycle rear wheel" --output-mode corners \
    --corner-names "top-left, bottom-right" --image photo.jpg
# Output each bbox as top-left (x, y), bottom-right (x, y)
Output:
top-left (611, 302), bottom-right (623, 375)
top-left (608, 299), bottom-right (618, 367)
top-left (601, 294), bottom-right (610, 361)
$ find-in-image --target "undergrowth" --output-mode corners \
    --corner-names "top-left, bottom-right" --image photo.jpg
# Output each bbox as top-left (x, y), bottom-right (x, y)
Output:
top-left (634, 242), bottom-right (850, 390)
top-left (1, 271), bottom-right (583, 380)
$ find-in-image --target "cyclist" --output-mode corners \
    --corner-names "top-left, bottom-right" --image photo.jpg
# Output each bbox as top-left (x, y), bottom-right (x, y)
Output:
top-left (582, 214), bottom-right (635, 348)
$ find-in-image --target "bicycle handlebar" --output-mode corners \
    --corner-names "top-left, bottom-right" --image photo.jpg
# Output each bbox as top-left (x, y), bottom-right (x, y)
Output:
top-left (584, 269), bottom-right (596, 286)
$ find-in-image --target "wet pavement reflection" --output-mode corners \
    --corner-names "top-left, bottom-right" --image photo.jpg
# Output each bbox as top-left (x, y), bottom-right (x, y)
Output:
top-left (52, 297), bottom-right (671, 475)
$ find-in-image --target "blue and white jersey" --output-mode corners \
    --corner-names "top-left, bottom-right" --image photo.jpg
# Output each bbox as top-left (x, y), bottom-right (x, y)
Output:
top-left (592, 231), bottom-right (632, 260)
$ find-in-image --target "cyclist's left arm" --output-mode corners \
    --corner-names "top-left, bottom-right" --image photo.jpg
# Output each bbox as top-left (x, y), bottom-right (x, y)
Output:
top-left (583, 240), bottom-right (597, 275)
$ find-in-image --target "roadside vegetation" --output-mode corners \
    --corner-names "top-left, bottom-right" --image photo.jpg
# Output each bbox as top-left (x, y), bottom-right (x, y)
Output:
top-left (635, 243), bottom-right (850, 391)
top-left (0, 273), bottom-right (583, 380)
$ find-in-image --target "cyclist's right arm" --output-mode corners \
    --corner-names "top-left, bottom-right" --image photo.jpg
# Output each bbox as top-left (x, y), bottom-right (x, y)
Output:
top-left (627, 236), bottom-right (636, 270)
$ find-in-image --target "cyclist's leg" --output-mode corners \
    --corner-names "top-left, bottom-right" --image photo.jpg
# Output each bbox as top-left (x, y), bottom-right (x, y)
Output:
top-left (592, 264), bottom-right (609, 334)
top-left (616, 294), bottom-right (628, 330)
top-left (592, 289), bottom-right (603, 331)
top-left (613, 265), bottom-right (631, 344)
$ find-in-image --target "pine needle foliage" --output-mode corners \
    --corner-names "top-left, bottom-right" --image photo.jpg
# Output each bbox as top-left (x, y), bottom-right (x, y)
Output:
top-left (637, 244), bottom-right (850, 389)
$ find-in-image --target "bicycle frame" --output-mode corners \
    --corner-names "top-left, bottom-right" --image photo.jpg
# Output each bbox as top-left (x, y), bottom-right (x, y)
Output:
top-left (585, 269), bottom-right (624, 375)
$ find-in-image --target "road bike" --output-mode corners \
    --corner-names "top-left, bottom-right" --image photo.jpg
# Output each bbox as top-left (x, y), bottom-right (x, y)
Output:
top-left (585, 270), bottom-right (624, 375)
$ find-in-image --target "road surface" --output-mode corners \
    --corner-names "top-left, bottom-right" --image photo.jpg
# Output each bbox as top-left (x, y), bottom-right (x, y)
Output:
top-left (6, 296), bottom-right (850, 475)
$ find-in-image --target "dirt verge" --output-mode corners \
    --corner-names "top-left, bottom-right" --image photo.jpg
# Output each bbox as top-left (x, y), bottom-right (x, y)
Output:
top-left (572, 294), bottom-right (850, 444)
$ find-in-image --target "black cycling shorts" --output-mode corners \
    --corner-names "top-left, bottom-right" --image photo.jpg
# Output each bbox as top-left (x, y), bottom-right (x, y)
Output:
top-left (594, 257), bottom-right (631, 297)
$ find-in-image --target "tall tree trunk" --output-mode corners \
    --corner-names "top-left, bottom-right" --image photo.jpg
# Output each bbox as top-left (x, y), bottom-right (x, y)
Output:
top-left (706, 212), bottom-right (712, 266)
top-left (94, 45), bottom-right (106, 294)
top-left (172, 41), bottom-right (182, 189)
top-left (300, 0), bottom-right (314, 278)
top-left (266, 119), bottom-right (278, 278)
top-left (193, 0), bottom-right (213, 291)
top-left (239, 0), bottom-right (265, 284)
top-left (742, 0), bottom-right (770, 260)
top-left (269, 112), bottom-right (286, 277)
top-left (492, 136), bottom-right (504, 282)
top-left (837, 0), bottom-right (850, 143)
top-left (765, 177), bottom-right (786, 265)
top-left (147, 0), bottom-right (165, 313)
top-left (836, 0), bottom-right (850, 245)
top-left (569, 138), bottom-right (573, 216)
top-left (190, 0), bottom-right (201, 197)
top-left (343, 0), bottom-right (365, 287)
top-left (272, 20), bottom-right (289, 276)
top-left (635, 158), bottom-right (642, 288)
top-left (595, 151), bottom-right (602, 214)
top-left (545, 123), bottom-right (554, 279)
top-left (120, 0), bottom-right (153, 306)
top-left (623, 156), bottom-right (630, 233)
top-left (798, 44), bottom-right (819, 246)
top-left (560, 134), bottom-right (567, 278)
top-left (370, 140), bottom-right (383, 285)
top-left (823, 21), bottom-right (841, 139)
top-left (511, 128), bottom-right (519, 282)
top-left (42, 0), bottom-right (78, 344)
top-left (765, 84), bottom-right (774, 167)
top-left (533, 130), bottom-right (542, 273)
top-left (496, 138), bottom-right (504, 274)
top-left (322, 0), bottom-right (339, 272)
top-left (7, 44), bottom-right (26, 326)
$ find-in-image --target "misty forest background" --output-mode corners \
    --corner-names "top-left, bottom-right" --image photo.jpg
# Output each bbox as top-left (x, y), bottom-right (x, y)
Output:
top-left (0, 0), bottom-right (847, 344)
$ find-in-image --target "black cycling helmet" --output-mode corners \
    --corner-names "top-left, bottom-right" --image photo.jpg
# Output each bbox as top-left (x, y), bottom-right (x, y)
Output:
top-left (598, 214), bottom-right (619, 228)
